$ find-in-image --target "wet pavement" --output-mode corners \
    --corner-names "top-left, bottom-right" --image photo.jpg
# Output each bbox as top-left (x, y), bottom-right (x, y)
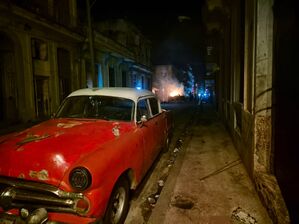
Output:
top-left (148, 105), bottom-right (272, 224)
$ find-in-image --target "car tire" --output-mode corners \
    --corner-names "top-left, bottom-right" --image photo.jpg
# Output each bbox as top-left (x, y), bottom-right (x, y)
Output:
top-left (163, 135), bottom-right (170, 153)
top-left (103, 176), bottom-right (130, 224)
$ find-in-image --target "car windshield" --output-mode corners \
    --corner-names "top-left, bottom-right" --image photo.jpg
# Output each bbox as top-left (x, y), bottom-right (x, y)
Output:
top-left (56, 96), bottom-right (134, 121)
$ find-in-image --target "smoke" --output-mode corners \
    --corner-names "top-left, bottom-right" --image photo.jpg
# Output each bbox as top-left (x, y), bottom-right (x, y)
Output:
top-left (152, 65), bottom-right (184, 102)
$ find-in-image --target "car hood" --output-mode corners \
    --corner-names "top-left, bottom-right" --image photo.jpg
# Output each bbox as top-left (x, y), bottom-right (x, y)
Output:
top-left (0, 118), bottom-right (134, 187)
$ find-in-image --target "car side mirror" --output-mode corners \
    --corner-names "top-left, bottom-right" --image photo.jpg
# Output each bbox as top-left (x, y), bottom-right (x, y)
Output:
top-left (137, 115), bottom-right (148, 127)
top-left (140, 115), bottom-right (147, 122)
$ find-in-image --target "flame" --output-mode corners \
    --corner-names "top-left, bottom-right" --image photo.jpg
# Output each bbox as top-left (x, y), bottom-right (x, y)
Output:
top-left (170, 90), bottom-right (179, 97)
top-left (152, 65), bottom-right (185, 102)
top-left (169, 88), bottom-right (183, 97)
top-left (153, 82), bottom-right (184, 102)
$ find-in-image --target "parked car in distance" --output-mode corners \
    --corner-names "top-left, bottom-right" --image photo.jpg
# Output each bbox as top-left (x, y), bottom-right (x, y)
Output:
top-left (0, 87), bottom-right (173, 224)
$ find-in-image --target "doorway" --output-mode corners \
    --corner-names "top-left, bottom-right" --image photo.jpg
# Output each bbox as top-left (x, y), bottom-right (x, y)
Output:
top-left (273, 0), bottom-right (299, 222)
top-left (0, 32), bottom-right (18, 125)
top-left (34, 76), bottom-right (50, 119)
top-left (57, 48), bottom-right (71, 103)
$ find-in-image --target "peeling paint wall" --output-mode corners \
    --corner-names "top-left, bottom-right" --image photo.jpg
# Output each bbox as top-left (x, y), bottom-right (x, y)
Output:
top-left (254, 115), bottom-right (272, 173)
top-left (253, 0), bottom-right (274, 179)
top-left (253, 0), bottom-right (290, 223)
top-left (205, 0), bottom-right (291, 222)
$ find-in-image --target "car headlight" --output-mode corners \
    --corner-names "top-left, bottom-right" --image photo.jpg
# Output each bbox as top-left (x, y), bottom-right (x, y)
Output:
top-left (69, 167), bottom-right (91, 191)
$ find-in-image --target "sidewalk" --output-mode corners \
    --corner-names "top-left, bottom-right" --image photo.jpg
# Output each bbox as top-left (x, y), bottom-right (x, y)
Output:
top-left (148, 108), bottom-right (272, 224)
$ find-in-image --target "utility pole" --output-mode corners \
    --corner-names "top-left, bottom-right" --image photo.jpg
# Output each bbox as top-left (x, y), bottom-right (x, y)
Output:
top-left (86, 0), bottom-right (95, 87)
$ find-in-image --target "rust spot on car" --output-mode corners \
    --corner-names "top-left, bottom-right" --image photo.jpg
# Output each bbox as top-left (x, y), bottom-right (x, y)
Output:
top-left (57, 121), bottom-right (82, 128)
top-left (18, 173), bottom-right (25, 179)
top-left (16, 146), bottom-right (25, 151)
top-left (29, 169), bottom-right (49, 181)
top-left (17, 133), bottom-right (50, 146)
top-left (112, 123), bottom-right (120, 137)
top-left (54, 130), bottom-right (65, 137)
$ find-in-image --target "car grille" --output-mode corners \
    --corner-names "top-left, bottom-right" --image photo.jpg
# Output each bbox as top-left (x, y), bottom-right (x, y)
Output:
top-left (0, 176), bottom-right (85, 215)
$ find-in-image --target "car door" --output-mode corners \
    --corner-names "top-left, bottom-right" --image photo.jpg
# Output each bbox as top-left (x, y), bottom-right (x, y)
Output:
top-left (136, 98), bottom-right (157, 173)
top-left (148, 97), bottom-right (167, 157)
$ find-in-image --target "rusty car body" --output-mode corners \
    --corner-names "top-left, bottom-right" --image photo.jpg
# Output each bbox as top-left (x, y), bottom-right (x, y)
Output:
top-left (0, 87), bottom-right (173, 224)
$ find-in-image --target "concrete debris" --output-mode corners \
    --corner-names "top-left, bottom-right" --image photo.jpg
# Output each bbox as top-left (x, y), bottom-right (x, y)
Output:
top-left (175, 139), bottom-right (183, 148)
top-left (173, 148), bottom-right (179, 153)
top-left (231, 207), bottom-right (257, 224)
top-left (157, 180), bottom-right (164, 187)
top-left (168, 159), bottom-right (174, 164)
top-left (148, 197), bottom-right (156, 204)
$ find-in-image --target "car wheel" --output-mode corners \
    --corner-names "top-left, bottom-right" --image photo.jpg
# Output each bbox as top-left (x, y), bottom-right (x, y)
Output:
top-left (163, 135), bottom-right (170, 153)
top-left (103, 176), bottom-right (130, 224)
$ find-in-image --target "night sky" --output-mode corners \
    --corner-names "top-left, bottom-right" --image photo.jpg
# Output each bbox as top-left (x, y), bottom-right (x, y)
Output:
top-left (89, 0), bottom-right (206, 70)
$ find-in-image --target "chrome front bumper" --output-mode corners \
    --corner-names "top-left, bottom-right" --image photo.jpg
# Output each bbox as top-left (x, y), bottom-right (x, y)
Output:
top-left (0, 176), bottom-right (87, 216)
top-left (0, 208), bottom-right (64, 224)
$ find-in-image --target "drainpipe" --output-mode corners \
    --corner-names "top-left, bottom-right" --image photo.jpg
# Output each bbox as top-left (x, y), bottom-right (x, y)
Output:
top-left (86, 0), bottom-right (95, 88)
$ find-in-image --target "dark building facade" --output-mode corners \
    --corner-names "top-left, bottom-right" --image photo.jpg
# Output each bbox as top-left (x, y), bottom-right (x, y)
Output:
top-left (0, 0), bottom-right (152, 129)
top-left (203, 0), bottom-right (299, 223)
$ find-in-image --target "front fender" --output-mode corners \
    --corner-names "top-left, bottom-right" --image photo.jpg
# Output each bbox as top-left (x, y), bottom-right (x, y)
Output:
top-left (59, 129), bottom-right (145, 217)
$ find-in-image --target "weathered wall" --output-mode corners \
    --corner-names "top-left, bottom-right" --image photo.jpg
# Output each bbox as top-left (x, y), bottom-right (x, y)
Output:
top-left (252, 0), bottom-right (289, 223)
top-left (0, 2), bottom-right (152, 126)
top-left (207, 0), bottom-right (290, 222)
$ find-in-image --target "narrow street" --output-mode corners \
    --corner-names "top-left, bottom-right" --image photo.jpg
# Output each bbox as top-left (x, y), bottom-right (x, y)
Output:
top-left (124, 102), bottom-right (198, 223)
top-left (126, 102), bottom-right (272, 224)
top-left (0, 101), bottom-right (274, 224)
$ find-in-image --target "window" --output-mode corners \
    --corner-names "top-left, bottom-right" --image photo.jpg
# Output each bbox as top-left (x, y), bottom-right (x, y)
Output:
top-left (137, 99), bottom-right (150, 121)
top-left (148, 98), bottom-right (159, 116)
top-left (57, 48), bottom-right (71, 102)
top-left (56, 96), bottom-right (133, 121)
top-left (53, 0), bottom-right (70, 26)
top-left (122, 71), bottom-right (127, 87)
top-left (31, 38), bottom-right (48, 61)
top-left (109, 67), bottom-right (115, 87)
top-left (97, 64), bottom-right (103, 87)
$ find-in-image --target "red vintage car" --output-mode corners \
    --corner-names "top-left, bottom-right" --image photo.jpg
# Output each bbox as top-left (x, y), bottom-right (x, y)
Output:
top-left (0, 87), bottom-right (173, 224)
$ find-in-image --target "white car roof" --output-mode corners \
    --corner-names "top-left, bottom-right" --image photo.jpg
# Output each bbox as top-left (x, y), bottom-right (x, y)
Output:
top-left (68, 87), bottom-right (155, 102)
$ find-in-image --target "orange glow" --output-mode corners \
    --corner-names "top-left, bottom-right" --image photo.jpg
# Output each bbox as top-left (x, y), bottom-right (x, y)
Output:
top-left (152, 65), bottom-right (184, 102)
top-left (169, 89), bottom-right (183, 97)
top-left (168, 84), bottom-right (184, 97)
top-left (170, 91), bottom-right (179, 97)
top-left (152, 82), bottom-right (184, 102)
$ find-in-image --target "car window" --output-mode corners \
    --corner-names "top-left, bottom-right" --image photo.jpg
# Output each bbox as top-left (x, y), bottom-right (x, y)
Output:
top-left (137, 99), bottom-right (150, 121)
top-left (56, 96), bottom-right (134, 121)
top-left (148, 97), bottom-right (159, 116)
